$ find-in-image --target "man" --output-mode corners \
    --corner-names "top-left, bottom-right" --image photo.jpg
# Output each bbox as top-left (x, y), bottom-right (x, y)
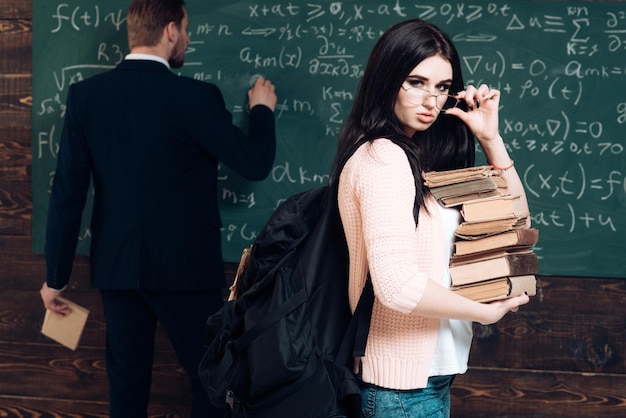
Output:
top-left (39, 0), bottom-right (277, 416)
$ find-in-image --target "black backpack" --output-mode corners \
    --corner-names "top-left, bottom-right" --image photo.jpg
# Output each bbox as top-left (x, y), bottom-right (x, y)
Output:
top-left (198, 182), bottom-right (373, 418)
top-left (198, 138), bottom-right (419, 418)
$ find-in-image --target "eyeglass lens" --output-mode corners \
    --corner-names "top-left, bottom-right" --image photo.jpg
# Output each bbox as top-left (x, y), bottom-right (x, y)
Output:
top-left (403, 86), bottom-right (459, 110)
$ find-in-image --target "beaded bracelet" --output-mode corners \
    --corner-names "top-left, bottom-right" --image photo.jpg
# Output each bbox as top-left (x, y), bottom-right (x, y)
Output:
top-left (490, 160), bottom-right (514, 171)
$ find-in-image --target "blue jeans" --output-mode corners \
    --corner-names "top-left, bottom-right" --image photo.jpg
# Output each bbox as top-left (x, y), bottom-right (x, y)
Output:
top-left (360, 375), bottom-right (454, 418)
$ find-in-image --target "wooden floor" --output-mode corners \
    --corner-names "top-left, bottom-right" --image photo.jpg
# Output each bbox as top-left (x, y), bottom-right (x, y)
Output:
top-left (2, 1), bottom-right (625, 416)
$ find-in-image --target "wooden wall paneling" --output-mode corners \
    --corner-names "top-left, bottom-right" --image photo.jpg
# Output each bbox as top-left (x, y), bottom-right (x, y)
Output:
top-left (452, 368), bottom-right (626, 418)
top-left (0, 74), bottom-right (31, 130)
top-left (1, 13), bottom-right (32, 237)
top-left (0, 300), bottom-right (193, 412)
top-left (0, 182), bottom-right (31, 235)
top-left (471, 312), bottom-right (626, 374)
top-left (0, 2), bottom-right (32, 18)
top-left (0, 17), bottom-right (31, 72)
top-left (0, 342), bottom-right (108, 401)
top-left (0, 132), bottom-right (31, 181)
top-left (0, 397), bottom-right (110, 418)
top-left (0, 235), bottom-right (86, 287)
top-left (469, 277), bottom-right (626, 374)
top-left (0, 340), bottom-right (195, 406)
top-left (0, 398), bottom-right (190, 418)
top-left (0, 288), bottom-right (102, 343)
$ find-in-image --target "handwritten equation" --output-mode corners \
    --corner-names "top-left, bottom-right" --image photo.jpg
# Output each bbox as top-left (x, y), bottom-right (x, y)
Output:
top-left (32, 1), bottom-right (626, 277)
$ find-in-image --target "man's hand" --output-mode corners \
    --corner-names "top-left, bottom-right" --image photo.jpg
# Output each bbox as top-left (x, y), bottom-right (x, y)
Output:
top-left (248, 76), bottom-right (277, 111)
top-left (40, 282), bottom-right (72, 316)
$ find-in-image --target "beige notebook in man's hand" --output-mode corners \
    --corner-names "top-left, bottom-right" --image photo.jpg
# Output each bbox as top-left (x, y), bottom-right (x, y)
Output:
top-left (41, 297), bottom-right (90, 350)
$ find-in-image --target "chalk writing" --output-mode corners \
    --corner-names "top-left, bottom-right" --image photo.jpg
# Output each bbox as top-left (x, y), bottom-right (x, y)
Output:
top-left (31, 0), bottom-right (626, 278)
top-left (271, 162), bottom-right (330, 185)
top-left (221, 188), bottom-right (257, 209)
top-left (532, 206), bottom-right (617, 233)
top-left (50, 4), bottom-right (126, 32)
top-left (223, 222), bottom-right (257, 242)
top-left (524, 164), bottom-right (624, 201)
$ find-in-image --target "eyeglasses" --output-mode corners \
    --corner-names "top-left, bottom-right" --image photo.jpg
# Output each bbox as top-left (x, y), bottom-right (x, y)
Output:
top-left (400, 82), bottom-right (461, 111)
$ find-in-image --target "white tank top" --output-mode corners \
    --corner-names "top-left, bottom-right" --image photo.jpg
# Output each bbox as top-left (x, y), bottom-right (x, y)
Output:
top-left (428, 204), bottom-right (473, 376)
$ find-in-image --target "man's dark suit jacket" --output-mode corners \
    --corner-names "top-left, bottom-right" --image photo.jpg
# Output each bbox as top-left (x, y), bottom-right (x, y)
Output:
top-left (45, 59), bottom-right (276, 291)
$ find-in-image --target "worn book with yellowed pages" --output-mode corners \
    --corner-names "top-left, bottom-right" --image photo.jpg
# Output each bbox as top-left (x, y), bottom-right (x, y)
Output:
top-left (428, 176), bottom-right (502, 198)
top-left (455, 214), bottom-right (528, 239)
top-left (453, 228), bottom-right (539, 256)
top-left (451, 275), bottom-right (537, 302)
top-left (423, 165), bottom-right (498, 188)
top-left (438, 187), bottom-right (508, 207)
top-left (425, 166), bottom-right (510, 207)
top-left (41, 297), bottom-right (89, 350)
top-left (460, 194), bottom-right (526, 222)
top-left (449, 245), bottom-right (533, 266)
top-left (449, 252), bottom-right (539, 286)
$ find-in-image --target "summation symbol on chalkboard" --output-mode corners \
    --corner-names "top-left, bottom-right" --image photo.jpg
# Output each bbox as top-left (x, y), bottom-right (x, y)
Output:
top-left (31, 0), bottom-right (626, 278)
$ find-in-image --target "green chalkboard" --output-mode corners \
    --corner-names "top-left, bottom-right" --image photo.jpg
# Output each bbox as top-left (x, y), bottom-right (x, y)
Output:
top-left (32, 0), bottom-right (626, 278)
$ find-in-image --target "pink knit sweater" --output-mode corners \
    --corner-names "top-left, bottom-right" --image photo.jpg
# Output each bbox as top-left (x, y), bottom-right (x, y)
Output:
top-left (338, 139), bottom-right (445, 390)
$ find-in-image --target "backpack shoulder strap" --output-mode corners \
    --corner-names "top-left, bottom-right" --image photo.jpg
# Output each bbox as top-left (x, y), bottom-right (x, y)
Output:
top-left (335, 137), bottom-right (420, 366)
top-left (336, 274), bottom-right (374, 366)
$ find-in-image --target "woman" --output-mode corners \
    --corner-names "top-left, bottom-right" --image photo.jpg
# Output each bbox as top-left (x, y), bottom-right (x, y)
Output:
top-left (330, 19), bottom-right (530, 417)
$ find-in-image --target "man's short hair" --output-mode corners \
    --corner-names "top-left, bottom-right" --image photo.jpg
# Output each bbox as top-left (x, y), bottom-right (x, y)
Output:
top-left (127, 0), bottom-right (186, 49)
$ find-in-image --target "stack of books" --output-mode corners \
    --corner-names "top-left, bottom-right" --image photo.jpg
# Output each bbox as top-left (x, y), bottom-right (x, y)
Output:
top-left (424, 165), bottom-right (508, 207)
top-left (424, 166), bottom-right (539, 302)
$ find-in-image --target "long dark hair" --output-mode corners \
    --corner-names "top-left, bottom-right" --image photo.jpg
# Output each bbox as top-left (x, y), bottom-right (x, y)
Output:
top-left (330, 19), bottom-right (475, 213)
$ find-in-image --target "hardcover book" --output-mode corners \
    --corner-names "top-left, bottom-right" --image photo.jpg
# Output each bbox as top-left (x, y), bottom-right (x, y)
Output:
top-left (449, 246), bottom-right (533, 266)
top-left (429, 177), bottom-right (495, 199)
top-left (437, 188), bottom-right (508, 208)
top-left (453, 228), bottom-right (539, 256)
top-left (423, 165), bottom-right (499, 187)
top-left (449, 252), bottom-right (539, 286)
top-left (451, 275), bottom-right (537, 302)
top-left (424, 165), bottom-right (510, 207)
top-left (460, 195), bottom-right (526, 222)
top-left (431, 176), bottom-right (509, 207)
top-left (455, 215), bottom-right (528, 239)
top-left (41, 297), bottom-right (89, 351)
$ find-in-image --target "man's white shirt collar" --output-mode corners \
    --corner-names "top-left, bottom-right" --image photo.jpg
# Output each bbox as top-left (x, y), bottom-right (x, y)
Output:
top-left (125, 53), bottom-right (170, 69)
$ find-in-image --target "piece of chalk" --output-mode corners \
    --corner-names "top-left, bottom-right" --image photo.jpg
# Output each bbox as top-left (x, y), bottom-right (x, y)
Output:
top-left (250, 74), bottom-right (263, 87)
